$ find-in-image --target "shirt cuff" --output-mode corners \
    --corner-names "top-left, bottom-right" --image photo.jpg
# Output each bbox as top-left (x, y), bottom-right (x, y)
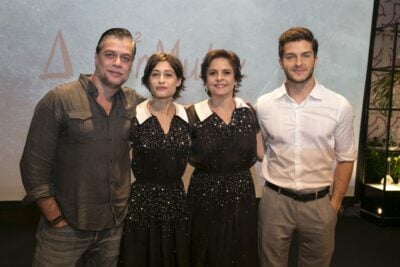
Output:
top-left (336, 151), bottom-right (357, 162)
top-left (22, 184), bottom-right (53, 205)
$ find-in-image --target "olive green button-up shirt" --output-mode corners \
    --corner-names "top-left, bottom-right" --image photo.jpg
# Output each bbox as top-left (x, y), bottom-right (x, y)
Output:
top-left (20, 74), bottom-right (145, 231)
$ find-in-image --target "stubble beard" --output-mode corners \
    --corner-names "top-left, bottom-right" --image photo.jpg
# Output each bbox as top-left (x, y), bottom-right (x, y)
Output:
top-left (285, 67), bottom-right (314, 85)
top-left (98, 71), bottom-right (129, 90)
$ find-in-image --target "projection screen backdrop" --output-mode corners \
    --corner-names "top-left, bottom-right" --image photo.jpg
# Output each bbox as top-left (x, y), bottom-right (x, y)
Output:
top-left (0, 0), bottom-right (374, 200)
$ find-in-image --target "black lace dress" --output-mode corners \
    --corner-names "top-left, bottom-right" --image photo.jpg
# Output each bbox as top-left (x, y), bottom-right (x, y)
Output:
top-left (186, 99), bottom-right (260, 267)
top-left (120, 104), bottom-right (191, 267)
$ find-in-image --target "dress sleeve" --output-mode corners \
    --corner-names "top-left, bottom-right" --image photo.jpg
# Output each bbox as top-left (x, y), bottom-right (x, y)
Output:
top-left (247, 106), bottom-right (261, 133)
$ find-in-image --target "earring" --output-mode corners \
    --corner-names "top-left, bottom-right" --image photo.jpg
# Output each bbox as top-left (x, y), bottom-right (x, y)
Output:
top-left (204, 86), bottom-right (209, 93)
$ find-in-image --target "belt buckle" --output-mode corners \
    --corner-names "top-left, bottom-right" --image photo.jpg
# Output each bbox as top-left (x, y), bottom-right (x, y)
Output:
top-left (314, 191), bottom-right (319, 200)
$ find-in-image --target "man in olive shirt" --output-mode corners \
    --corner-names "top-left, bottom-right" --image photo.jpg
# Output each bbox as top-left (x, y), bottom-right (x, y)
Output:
top-left (20, 28), bottom-right (145, 266)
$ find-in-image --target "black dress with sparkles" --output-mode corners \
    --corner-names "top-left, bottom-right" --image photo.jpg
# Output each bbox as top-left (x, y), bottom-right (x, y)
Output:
top-left (186, 101), bottom-right (260, 267)
top-left (121, 112), bottom-right (191, 267)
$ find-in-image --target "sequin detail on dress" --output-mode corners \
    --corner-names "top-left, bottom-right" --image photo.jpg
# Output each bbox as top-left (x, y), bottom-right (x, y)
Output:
top-left (121, 115), bottom-right (190, 267)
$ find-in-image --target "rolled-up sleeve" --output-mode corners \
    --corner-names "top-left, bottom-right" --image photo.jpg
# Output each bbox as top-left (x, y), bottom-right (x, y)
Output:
top-left (20, 90), bottom-right (61, 204)
top-left (335, 99), bottom-right (357, 162)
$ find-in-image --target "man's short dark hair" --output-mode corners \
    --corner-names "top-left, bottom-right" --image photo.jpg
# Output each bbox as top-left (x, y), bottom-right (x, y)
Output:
top-left (96, 28), bottom-right (136, 60)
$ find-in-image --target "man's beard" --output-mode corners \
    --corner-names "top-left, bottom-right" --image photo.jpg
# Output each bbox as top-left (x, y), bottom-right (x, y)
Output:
top-left (285, 68), bottom-right (314, 84)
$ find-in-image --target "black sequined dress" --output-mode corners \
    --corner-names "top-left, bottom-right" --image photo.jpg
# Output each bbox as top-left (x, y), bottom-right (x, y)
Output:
top-left (121, 101), bottom-right (191, 267)
top-left (186, 99), bottom-right (260, 267)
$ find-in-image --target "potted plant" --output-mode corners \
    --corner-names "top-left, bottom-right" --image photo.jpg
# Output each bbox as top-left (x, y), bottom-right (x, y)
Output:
top-left (370, 70), bottom-right (400, 114)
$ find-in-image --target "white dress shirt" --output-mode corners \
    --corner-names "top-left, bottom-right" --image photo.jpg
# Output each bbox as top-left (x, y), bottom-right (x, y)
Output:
top-left (255, 81), bottom-right (357, 191)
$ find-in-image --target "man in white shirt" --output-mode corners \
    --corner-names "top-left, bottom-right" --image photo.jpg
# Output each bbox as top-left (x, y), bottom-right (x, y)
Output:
top-left (256, 27), bottom-right (357, 267)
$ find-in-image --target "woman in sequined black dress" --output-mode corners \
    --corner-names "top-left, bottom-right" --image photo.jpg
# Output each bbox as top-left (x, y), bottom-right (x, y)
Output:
top-left (120, 53), bottom-right (190, 267)
top-left (186, 50), bottom-right (265, 266)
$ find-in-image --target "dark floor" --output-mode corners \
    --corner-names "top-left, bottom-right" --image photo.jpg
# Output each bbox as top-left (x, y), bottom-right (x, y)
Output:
top-left (0, 203), bottom-right (399, 267)
top-left (332, 217), bottom-right (399, 267)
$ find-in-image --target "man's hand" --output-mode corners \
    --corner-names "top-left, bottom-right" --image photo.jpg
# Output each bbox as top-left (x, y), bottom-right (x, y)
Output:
top-left (36, 197), bottom-right (68, 227)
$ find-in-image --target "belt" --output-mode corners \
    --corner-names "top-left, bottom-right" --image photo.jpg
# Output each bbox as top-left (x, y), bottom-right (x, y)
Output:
top-left (266, 182), bottom-right (329, 202)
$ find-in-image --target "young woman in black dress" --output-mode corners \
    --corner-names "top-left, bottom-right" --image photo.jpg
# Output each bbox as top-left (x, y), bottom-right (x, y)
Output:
top-left (121, 53), bottom-right (190, 267)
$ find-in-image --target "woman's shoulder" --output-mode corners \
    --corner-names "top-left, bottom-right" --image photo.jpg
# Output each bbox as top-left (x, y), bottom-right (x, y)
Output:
top-left (185, 104), bottom-right (198, 123)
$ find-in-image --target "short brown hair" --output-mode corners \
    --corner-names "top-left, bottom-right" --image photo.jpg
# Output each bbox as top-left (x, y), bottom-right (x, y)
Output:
top-left (278, 27), bottom-right (318, 59)
top-left (200, 49), bottom-right (244, 97)
top-left (141, 53), bottom-right (186, 99)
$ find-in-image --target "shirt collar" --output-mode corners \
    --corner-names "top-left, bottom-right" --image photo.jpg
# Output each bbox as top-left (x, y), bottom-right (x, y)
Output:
top-left (308, 80), bottom-right (323, 100)
top-left (274, 85), bottom-right (288, 99)
top-left (136, 99), bottom-right (189, 124)
top-left (275, 79), bottom-right (323, 101)
top-left (194, 97), bottom-right (250, 122)
top-left (79, 74), bottom-right (123, 100)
